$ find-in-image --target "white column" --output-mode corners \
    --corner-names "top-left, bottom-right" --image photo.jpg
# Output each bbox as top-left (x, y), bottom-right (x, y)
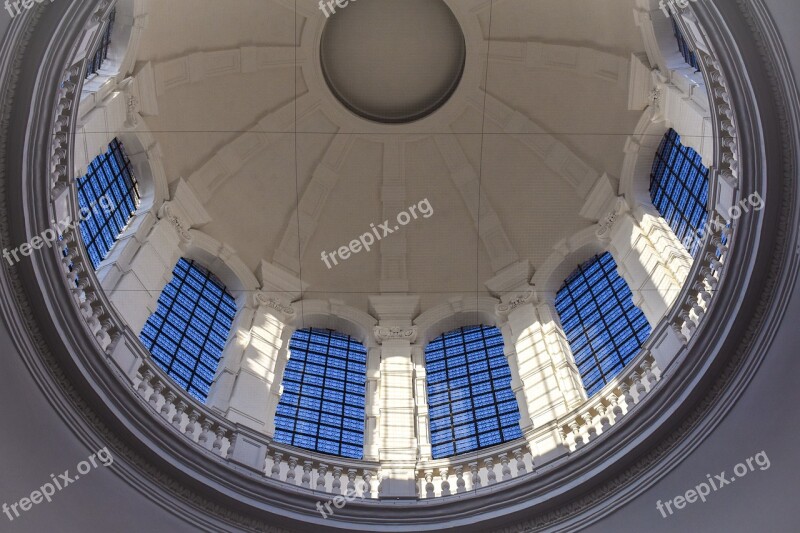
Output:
top-left (104, 203), bottom-right (190, 333)
top-left (363, 340), bottom-right (381, 461)
top-left (599, 199), bottom-right (684, 327)
top-left (206, 292), bottom-right (296, 433)
top-left (635, 204), bottom-right (693, 286)
top-left (498, 290), bottom-right (584, 464)
top-left (369, 296), bottom-right (420, 499)
top-left (103, 179), bottom-right (210, 333)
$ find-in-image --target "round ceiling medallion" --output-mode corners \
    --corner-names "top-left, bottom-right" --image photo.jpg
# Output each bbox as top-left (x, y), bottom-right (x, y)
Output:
top-left (319, 0), bottom-right (466, 124)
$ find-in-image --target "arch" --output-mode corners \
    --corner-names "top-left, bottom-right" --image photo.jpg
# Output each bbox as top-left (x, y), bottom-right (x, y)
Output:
top-left (272, 327), bottom-right (368, 459)
top-left (179, 230), bottom-right (260, 308)
top-left (114, 125), bottom-right (169, 216)
top-left (554, 252), bottom-right (651, 396)
top-left (292, 299), bottom-right (378, 347)
top-left (532, 226), bottom-right (608, 297)
top-left (424, 324), bottom-right (524, 458)
top-left (414, 295), bottom-right (500, 346)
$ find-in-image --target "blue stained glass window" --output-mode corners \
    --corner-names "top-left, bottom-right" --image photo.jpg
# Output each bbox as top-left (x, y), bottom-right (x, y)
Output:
top-left (86, 7), bottom-right (116, 78)
top-left (426, 325), bottom-right (523, 459)
top-left (555, 253), bottom-right (651, 397)
top-left (77, 138), bottom-right (139, 269)
top-left (139, 259), bottom-right (236, 403)
top-left (274, 328), bottom-right (367, 459)
top-left (672, 18), bottom-right (700, 70)
top-left (650, 129), bottom-right (710, 256)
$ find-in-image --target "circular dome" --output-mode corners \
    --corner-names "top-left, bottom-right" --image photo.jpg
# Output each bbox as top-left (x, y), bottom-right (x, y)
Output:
top-left (3, 0), bottom-right (797, 531)
top-left (319, 0), bottom-right (466, 123)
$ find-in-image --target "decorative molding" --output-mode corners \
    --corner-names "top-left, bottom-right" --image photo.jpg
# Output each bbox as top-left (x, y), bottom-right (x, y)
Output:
top-left (495, 291), bottom-right (534, 317)
top-left (374, 326), bottom-right (419, 344)
top-left (253, 291), bottom-right (296, 319)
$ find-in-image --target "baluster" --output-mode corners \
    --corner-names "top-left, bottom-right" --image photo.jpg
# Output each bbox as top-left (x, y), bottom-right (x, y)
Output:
top-left (362, 471), bottom-right (373, 499)
top-left (512, 448), bottom-right (527, 475)
top-left (484, 458), bottom-right (496, 485)
top-left (469, 462), bottom-right (481, 489)
top-left (631, 371), bottom-right (646, 397)
top-left (185, 409), bottom-right (200, 439)
top-left (301, 461), bottom-right (313, 489)
top-left (271, 452), bottom-right (283, 479)
top-left (499, 453), bottom-right (512, 481)
top-left (226, 431), bottom-right (237, 460)
top-left (569, 421), bottom-right (584, 448)
top-left (172, 401), bottom-right (187, 429)
top-left (198, 419), bottom-right (213, 448)
top-left (424, 470), bottom-right (435, 498)
top-left (582, 411), bottom-right (597, 442)
top-left (619, 382), bottom-right (634, 411)
top-left (641, 360), bottom-right (657, 387)
top-left (316, 464), bottom-right (328, 492)
top-left (286, 457), bottom-right (298, 484)
top-left (332, 467), bottom-right (343, 494)
top-left (347, 469), bottom-right (357, 495)
top-left (440, 468), bottom-right (451, 496)
top-left (149, 380), bottom-right (165, 408)
top-left (454, 465), bottom-right (466, 493)
top-left (212, 427), bottom-right (226, 455)
top-left (596, 403), bottom-right (611, 432)
top-left (160, 391), bottom-right (176, 418)
top-left (137, 370), bottom-right (154, 396)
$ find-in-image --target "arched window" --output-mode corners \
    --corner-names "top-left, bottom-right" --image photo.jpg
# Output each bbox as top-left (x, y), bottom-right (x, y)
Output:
top-left (672, 18), bottom-right (700, 70)
top-left (426, 325), bottom-right (522, 459)
top-left (139, 259), bottom-right (236, 402)
top-left (77, 138), bottom-right (140, 269)
top-left (650, 128), bottom-right (710, 255)
top-left (273, 328), bottom-right (367, 459)
top-left (555, 253), bottom-right (651, 397)
top-left (86, 6), bottom-right (117, 78)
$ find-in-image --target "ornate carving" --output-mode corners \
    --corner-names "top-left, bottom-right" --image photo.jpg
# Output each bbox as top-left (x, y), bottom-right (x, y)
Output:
top-left (595, 197), bottom-right (629, 240)
top-left (495, 290), bottom-right (534, 316)
top-left (253, 291), bottom-right (296, 318)
top-left (158, 202), bottom-right (192, 243)
top-left (374, 325), bottom-right (418, 343)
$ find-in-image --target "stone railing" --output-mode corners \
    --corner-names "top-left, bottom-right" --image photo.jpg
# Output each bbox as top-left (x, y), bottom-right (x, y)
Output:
top-left (556, 352), bottom-right (661, 452)
top-left (46, 0), bottom-right (740, 505)
top-left (416, 442), bottom-right (534, 498)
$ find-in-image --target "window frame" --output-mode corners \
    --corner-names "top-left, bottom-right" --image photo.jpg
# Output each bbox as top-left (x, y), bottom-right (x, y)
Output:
top-left (273, 328), bottom-right (367, 459)
top-left (425, 325), bottom-right (523, 459)
top-left (77, 137), bottom-right (140, 269)
top-left (650, 128), bottom-right (710, 256)
top-left (139, 258), bottom-right (237, 403)
top-left (555, 253), bottom-right (652, 397)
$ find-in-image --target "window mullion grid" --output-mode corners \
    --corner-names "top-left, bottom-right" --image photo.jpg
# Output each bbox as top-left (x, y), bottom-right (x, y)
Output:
top-left (650, 132), bottom-right (709, 252)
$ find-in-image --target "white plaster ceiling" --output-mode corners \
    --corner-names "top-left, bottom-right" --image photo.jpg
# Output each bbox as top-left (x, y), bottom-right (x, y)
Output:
top-left (133, 0), bottom-right (646, 313)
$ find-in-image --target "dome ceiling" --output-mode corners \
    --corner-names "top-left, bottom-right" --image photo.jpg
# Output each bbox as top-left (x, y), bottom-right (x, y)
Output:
top-left (133, 0), bottom-right (645, 312)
